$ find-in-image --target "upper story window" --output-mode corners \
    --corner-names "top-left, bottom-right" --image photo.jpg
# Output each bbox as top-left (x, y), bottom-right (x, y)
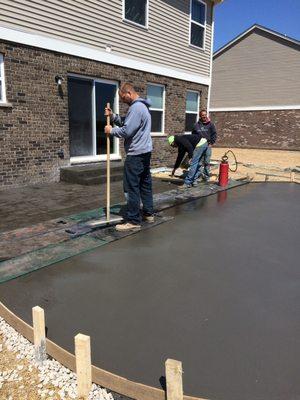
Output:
top-left (185, 91), bottom-right (200, 132)
top-left (0, 54), bottom-right (6, 103)
top-left (147, 84), bottom-right (165, 135)
top-left (123, 0), bottom-right (148, 28)
top-left (190, 0), bottom-right (206, 49)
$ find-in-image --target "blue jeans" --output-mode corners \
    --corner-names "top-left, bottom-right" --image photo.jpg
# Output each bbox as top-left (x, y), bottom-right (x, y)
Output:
top-left (184, 143), bottom-right (208, 185)
top-left (199, 146), bottom-right (212, 179)
top-left (123, 152), bottom-right (154, 224)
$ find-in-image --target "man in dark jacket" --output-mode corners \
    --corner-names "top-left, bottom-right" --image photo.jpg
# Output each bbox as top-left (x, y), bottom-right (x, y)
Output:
top-left (168, 134), bottom-right (200, 177)
top-left (192, 109), bottom-right (217, 181)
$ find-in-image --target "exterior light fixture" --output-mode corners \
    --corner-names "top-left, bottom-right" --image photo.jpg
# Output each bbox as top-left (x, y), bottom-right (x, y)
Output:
top-left (57, 149), bottom-right (64, 159)
top-left (55, 75), bottom-right (64, 86)
top-left (105, 44), bottom-right (112, 53)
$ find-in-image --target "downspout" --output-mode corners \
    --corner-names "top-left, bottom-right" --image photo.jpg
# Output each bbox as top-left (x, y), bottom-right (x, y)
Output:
top-left (207, 2), bottom-right (215, 116)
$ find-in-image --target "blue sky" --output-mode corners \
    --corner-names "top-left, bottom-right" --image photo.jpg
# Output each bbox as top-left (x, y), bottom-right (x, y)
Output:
top-left (214, 0), bottom-right (300, 51)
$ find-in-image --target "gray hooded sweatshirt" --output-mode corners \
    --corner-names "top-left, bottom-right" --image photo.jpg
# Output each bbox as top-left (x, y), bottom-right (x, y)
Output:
top-left (111, 98), bottom-right (153, 156)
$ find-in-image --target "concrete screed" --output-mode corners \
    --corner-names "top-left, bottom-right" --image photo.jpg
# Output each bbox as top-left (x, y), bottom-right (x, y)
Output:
top-left (0, 183), bottom-right (299, 400)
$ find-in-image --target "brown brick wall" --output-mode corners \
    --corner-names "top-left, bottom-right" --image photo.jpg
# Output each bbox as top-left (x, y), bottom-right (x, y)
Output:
top-left (0, 41), bottom-right (208, 188)
top-left (210, 109), bottom-right (300, 150)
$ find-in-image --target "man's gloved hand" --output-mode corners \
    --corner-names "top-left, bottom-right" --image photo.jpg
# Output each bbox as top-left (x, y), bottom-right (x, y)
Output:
top-left (104, 125), bottom-right (112, 137)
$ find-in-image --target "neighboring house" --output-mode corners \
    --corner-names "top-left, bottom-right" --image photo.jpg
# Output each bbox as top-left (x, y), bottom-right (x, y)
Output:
top-left (0, 0), bottom-right (222, 187)
top-left (210, 24), bottom-right (300, 150)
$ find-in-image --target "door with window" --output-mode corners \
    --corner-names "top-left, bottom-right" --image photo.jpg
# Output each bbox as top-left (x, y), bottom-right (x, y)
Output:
top-left (68, 77), bottom-right (120, 162)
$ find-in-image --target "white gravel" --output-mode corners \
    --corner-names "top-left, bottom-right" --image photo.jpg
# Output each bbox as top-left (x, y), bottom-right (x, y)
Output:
top-left (0, 316), bottom-right (115, 400)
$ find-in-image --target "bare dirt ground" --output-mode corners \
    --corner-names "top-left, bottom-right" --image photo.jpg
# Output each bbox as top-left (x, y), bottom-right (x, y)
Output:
top-left (212, 148), bottom-right (300, 182)
top-left (153, 148), bottom-right (300, 183)
top-left (212, 148), bottom-right (299, 169)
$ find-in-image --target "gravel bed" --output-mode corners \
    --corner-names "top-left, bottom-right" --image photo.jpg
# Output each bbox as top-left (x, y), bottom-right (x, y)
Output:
top-left (0, 316), bottom-right (115, 399)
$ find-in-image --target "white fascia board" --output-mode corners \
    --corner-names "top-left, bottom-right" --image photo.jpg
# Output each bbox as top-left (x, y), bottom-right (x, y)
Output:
top-left (0, 25), bottom-right (211, 86)
top-left (210, 105), bottom-right (300, 112)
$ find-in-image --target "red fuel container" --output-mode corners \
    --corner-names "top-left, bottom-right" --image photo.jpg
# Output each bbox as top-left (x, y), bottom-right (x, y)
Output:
top-left (218, 160), bottom-right (229, 186)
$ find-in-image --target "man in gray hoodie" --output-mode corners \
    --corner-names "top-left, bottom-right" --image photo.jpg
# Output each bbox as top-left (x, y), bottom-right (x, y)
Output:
top-left (105, 83), bottom-right (154, 231)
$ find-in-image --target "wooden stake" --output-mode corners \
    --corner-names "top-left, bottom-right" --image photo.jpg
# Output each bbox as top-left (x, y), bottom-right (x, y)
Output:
top-left (290, 171), bottom-right (295, 182)
top-left (32, 306), bottom-right (46, 364)
top-left (106, 102), bottom-right (111, 223)
top-left (75, 333), bottom-right (92, 400)
top-left (165, 359), bottom-right (183, 400)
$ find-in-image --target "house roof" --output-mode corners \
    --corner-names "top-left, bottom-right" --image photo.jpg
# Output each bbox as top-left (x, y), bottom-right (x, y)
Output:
top-left (214, 24), bottom-right (300, 58)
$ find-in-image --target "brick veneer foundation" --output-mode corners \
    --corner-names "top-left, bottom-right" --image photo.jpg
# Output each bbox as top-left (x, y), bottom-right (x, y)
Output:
top-left (210, 110), bottom-right (300, 150)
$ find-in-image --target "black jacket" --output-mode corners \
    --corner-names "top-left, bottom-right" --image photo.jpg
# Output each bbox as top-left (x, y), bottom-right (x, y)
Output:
top-left (192, 120), bottom-right (217, 144)
top-left (173, 134), bottom-right (200, 170)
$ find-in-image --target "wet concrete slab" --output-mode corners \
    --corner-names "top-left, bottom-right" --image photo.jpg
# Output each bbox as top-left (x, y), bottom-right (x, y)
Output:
top-left (0, 183), bottom-right (299, 400)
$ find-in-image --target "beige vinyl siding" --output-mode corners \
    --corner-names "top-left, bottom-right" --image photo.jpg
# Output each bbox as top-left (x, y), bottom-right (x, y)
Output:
top-left (0, 0), bottom-right (212, 77)
top-left (210, 30), bottom-right (300, 108)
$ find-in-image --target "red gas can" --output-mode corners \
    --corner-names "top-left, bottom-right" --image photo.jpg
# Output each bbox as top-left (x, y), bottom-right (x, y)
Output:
top-left (218, 157), bottom-right (229, 187)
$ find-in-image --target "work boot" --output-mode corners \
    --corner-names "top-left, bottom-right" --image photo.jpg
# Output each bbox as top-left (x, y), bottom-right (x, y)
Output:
top-left (143, 214), bottom-right (155, 223)
top-left (115, 222), bottom-right (141, 231)
top-left (180, 183), bottom-right (193, 189)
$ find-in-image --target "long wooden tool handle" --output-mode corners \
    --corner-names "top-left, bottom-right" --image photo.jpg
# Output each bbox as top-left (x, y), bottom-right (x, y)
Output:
top-left (106, 102), bottom-right (111, 223)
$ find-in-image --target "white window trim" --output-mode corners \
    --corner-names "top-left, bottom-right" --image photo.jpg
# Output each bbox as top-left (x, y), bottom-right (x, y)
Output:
top-left (68, 74), bottom-right (121, 163)
top-left (122, 0), bottom-right (149, 30)
top-left (147, 83), bottom-right (166, 136)
top-left (0, 54), bottom-right (7, 104)
top-left (185, 90), bottom-right (200, 133)
top-left (189, 0), bottom-right (207, 51)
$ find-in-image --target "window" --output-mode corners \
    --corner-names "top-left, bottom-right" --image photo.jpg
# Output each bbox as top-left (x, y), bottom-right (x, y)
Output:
top-left (123, 0), bottom-right (148, 28)
top-left (190, 0), bottom-right (206, 49)
top-left (147, 84), bottom-right (165, 135)
top-left (0, 54), bottom-right (6, 103)
top-left (185, 91), bottom-right (199, 132)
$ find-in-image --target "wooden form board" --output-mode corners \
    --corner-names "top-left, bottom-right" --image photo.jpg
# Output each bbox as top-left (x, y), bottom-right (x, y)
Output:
top-left (152, 172), bottom-right (183, 183)
top-left (0, 301), bottom-right (207, 400)
top-left (152, 171), bottom-right (219, 184)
